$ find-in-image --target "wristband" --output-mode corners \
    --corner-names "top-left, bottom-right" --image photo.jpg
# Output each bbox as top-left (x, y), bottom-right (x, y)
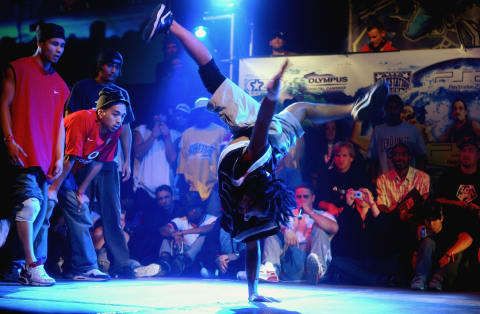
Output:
top-left (3, 134), bottom-right (13, 143)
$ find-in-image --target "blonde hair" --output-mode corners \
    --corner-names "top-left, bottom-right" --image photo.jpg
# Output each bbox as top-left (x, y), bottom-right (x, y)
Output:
top-left (333, 141), bottom-right (355, 159)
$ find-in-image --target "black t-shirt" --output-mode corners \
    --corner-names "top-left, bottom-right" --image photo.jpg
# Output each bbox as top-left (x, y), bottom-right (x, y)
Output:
top-left (435, 167), bottom-right (480, 241)
top-left (436, 167), bottom-right (480, 207)
top-left (65, 78), bottom-right (135, 124)
top-left (317, 165), bottom-right (374, 208)
top-left (331, 205), bottom-right (385, 258)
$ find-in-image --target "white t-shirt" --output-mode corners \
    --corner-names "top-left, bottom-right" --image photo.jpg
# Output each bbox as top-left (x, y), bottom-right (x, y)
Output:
top-left (367, 122), bottom-right (426, 175)
top-left (133, 124), bottom-right (180, 197)
top-left (171, 214), bottom-right (217, 246)
top-left (287, 208), bottom-right (336, 244)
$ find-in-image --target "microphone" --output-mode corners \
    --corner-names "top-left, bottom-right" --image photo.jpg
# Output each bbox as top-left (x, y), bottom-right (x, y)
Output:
top-left (297, 207), bottom-right (303, 220)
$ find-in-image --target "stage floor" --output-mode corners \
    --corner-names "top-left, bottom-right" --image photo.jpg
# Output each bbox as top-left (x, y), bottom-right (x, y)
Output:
top-left (0, 278), bottom-right (479, 313)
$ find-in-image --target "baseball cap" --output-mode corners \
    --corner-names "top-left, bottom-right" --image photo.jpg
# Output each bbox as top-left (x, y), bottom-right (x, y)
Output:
top-left (175, 103), bottom-right (191, 114)
top-left (97, 48), bottom-right (123, 67)
top-left (271, 31), bottom-right (286, 40)
top-left (193, 97), bottom-right (209, 111)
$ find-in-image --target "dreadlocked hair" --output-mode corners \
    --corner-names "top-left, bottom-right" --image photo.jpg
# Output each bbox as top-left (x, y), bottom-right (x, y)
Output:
top-left (242, 169), bottom-right (296, 226)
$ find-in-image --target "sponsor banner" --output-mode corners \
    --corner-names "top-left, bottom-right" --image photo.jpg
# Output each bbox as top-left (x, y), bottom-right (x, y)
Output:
top-left (239, 48), bottom-right (480, 166)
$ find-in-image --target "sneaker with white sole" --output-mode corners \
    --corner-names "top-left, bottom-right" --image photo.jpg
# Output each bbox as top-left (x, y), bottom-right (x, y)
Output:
top-left (134, 263), bottom-right (161, 278)
top-left (306, 253), bottom-right (325, 285)
top-left (19, 263), bottom-right (56, 286)
top-left (351, 80), bottom-right (389, 121)
top-left (142, 2), bottom-right (174, 42)
top-left (73, 268), bottom-right (110, 281)
top-left (410, 274), bottom-right (426, 290)
top-left (259, 262), bottom-right (279, 283)
top-left (428, 273), bottom-right (444, 291)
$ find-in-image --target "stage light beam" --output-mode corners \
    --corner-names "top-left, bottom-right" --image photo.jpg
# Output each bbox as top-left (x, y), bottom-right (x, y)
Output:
top-left (213, 0), bottom-right (236, 8)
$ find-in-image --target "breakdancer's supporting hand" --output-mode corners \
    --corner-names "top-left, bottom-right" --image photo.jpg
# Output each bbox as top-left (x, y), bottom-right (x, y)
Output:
top-left (249, 294), bottom-right (281, 303)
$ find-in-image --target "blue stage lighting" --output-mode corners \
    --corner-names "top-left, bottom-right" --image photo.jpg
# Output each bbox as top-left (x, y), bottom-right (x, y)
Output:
top-left (194, 26), bottom-right (207, 38)
top-left (212, 0), bottom-right (235, 8)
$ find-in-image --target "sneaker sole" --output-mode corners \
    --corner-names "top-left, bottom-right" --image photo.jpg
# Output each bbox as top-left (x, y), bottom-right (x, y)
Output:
top-left (72, 275), bottom-right (109, 282)
top-left (354, 80), bottom-right (389, 121)
top-left (19, 278), bottom-right (55, 287)
top-left (306, 255), bottom-right (320, 285)
top-left (134, 264), bottom-right (161, 278)
top-left (143, 3), bottom-right (171, 42)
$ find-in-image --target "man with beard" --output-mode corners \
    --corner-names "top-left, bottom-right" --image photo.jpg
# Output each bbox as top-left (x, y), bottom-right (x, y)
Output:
top-left (368, 95), bottom-right (426, 177)
top-left (0, 23), bottom-right (69, 286)
top-left (435, 137), bottom-right (480, 247)
top-left (376, 142), bottom-right (430, 284)
top-left (440, 99), bottom-right (480, 143)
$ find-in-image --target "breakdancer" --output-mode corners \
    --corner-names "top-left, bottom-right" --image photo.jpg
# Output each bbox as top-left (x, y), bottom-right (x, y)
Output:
top-left (142, 3), bottom-right (389, 302)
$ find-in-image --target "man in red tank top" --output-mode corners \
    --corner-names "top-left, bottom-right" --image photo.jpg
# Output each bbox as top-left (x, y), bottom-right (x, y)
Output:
top-left (0, 23), bottom-right (69, 286)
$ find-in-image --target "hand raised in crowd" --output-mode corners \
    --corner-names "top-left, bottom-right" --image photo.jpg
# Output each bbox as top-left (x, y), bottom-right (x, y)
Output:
top-left (216, 254), bottom-right (230, 273)
top-left (6, 139), bottom-right (28, 167)
top-left (151, 121), bottom-right (162, 138)
top-left (158, 121), bottom-right (170, 138)
top-left (284, 229), bottom-right (299, 247)
top-left (359, 188), bottom-right (375, 207)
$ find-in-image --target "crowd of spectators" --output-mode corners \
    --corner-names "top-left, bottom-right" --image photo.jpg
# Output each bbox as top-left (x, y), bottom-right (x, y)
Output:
top-left (0, 14), bottom-right (479, 293)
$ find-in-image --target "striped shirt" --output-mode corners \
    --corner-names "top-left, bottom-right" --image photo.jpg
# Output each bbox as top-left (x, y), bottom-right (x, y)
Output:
top-left (376, 166), bottom-right (430, 209)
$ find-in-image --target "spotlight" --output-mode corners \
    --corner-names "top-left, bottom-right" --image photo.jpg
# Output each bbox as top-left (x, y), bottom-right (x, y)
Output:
top-left (212, 0), bottom-right (236, 8)
top-left (194, 26), bottom-right (208, 39)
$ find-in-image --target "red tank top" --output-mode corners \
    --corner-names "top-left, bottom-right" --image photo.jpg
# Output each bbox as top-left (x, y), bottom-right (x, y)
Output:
top-left (10, 56), bottom-right (70, 177)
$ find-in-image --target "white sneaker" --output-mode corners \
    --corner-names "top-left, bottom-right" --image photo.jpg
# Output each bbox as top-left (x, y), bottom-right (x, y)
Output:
top-left (73, 268), bottom-right (110, 281)
top-left (306, 253), bottom-right (325, 285)
top-left (134, 263), bottom-right (161, 278)
top-left (259, 262), bottom-right (279, 282)
top-left (19, 263), bottom-right (55, 286)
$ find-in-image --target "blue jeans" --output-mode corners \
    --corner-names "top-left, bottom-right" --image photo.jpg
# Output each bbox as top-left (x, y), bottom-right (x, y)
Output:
top-left (59, 173), bottom-right (98, 273)
top-left (87, 163), bottom-right (130, 271)
top-left (415, 237), bottom-right (463, 286)
top-left (263, 225), bottom-right (332, 280)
